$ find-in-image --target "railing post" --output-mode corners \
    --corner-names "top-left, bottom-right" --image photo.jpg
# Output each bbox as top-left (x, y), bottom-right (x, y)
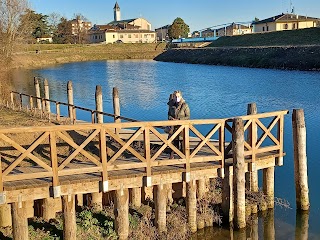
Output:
top-left (44, 79), bottom-right (51, 114)
top-left (100, 127), bottom-right (108, 193)
top-left (246, 103), bottom-right (258, 213)
top-left (49, 132), bottom-right (60, 198)
top-left (232, 118), bottom-right (246, 229)
top-left (67, 81), bottom-right (74, 123)
top-left (277, 114), bottom-right (284, 166)
top-left (113, 87), bottom-right (121, 134)
top-left (95, 85), bottom-right (103, 124)
top-left (144, 127), bottom-right (151, 187)
top-left (184, 124), bottom-right (190, 182)
top-left (219, 120), bottom-right (225, 178)
top-left (292, 109), bottom-right (310, 211)
top-left (34, 77), bottom-right (42, 110)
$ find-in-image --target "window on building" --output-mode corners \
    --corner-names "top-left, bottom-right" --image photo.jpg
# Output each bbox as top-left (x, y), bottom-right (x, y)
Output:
top-left (266, 26), bottom-right (269, 31)
top-left (144, 34), bottom-right (148, 38)
top-left (293, 23), bottom-right (296, 29)
top-left (95, 36), bottom-right (97, 39)
top-left (262, 27), bottom-right (265, 31)
top-left (284, 24), bottom-right (288, 29)
top-left (120, 35), bottom-right (123, 38)
top-left (113, 35), bottom-right (115, 38)
top-left (128, 34), bottom-right (132, 38)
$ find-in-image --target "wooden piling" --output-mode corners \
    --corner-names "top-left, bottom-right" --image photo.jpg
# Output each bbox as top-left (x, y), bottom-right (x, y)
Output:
top-left (113, 87), bottom-right (121, 134)
top-left (197, 179), bottom-right (206, 199)
top-left (292, 109), bottom-right (310, 211)
top-left (232, 118), bottom-right (246, 229)
top-left (76, 193), bottom-right (83, 207)
top-left (115, 188), bottom-right (129, 240)
top-left (44, 79), bottom-right (51, 113)
top-left (42, 198), bottom-right (57, 221)
top-left (131, 187), bottom-right (142, 208)
top-left (26, 200), bottom-right (34, 219)
top-left (95, 85), bottom-right (103, 123)
top-left (246, 103), bottom-right (258, 213)
top-left (91, 192), bottom-right (103, 211)
top-left (62, 195), bottom-right (76, 240)
top-left (143, 186), bottom-right (153, 201)
top-left (186, 180), bottom-right (197, 233)
top-left (67, 81), bottom-right (74, 122)
top-left (263, 167), bottom-right (275, 209)
top-left (11, 201), bottom-right (28, 240)
top-left (155, 184), bottom-right (167, 233)
top-left (167, 183), bottom-right (173, 206)
top-left (34, 77), bottom-right (42, 110)
top-left (0, 204), bottom-right (12, 227)
top-left (222, 166), bottom-right (233, 223)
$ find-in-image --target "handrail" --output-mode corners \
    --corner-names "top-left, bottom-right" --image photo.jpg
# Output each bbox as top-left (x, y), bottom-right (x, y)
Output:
top-left (0, 101), bottom-right (288, 194)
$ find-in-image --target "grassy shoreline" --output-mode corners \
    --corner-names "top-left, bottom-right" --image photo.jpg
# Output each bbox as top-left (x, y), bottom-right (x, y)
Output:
top-left (12, 43), bottom-right (167, 69)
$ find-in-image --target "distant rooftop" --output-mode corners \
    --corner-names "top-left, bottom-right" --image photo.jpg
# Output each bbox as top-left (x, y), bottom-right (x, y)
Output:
top-left (253, 13), bottom-right (320, 24)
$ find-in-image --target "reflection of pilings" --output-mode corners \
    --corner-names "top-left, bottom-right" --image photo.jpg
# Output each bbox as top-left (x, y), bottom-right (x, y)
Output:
top-left (295, 210), bottom-right (309, 240)
top-left (263, 209), bottom-right (275, 240)
top-left (292, 109), bottom-right (310, 211)
top-left (251, 214), bottom-right (259, 240)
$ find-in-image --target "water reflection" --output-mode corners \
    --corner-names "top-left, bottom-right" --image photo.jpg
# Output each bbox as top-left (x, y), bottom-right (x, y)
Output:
top-left (195, 209), bottom-right (313, 240)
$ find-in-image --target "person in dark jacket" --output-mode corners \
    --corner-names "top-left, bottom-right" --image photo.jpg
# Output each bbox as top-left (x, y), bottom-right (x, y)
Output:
top-left (167, 90), bottom-right (190, 159)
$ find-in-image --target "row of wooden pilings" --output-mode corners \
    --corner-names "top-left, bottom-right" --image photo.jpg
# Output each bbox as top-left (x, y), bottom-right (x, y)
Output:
top-left (6, 79), bottom-right (310, 239)
top-left (13, 77), bottom-right (123, 125)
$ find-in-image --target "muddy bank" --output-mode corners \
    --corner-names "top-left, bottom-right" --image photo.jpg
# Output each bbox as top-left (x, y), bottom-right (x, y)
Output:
top-left (154, 46), bottom-right (320, 71)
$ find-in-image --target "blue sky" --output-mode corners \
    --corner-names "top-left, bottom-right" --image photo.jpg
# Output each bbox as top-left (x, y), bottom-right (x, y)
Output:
top-left (29, 0), bottom-right (320, 31)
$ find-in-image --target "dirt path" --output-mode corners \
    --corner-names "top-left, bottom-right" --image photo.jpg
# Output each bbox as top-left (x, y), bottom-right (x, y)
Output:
top-left (0, 106), bottom-right (52, 128)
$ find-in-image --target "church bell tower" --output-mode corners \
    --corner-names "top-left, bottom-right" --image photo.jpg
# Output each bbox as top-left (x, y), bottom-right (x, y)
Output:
top-left (114, 2), bottom-right (121, 21)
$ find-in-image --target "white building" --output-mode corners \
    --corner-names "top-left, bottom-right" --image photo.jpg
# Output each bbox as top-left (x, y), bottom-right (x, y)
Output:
top-left (88, 2), bottom-right (155, 44)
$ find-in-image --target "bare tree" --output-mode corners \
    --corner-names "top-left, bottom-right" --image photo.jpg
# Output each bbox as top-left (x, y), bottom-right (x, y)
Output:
top-left (48, 12), bottom-right (62, 35)
top-left (73, 13), bottom-right (89, 44)
top-left (0, 0), bottom-right (29, 61)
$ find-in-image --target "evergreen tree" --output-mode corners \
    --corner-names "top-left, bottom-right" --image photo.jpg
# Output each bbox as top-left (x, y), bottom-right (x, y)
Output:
top-left (168, 17), bottom-right (190, 39)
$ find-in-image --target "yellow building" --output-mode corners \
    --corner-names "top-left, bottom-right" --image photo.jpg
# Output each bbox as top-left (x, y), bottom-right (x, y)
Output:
top-left (253, 13), bottom-right (320, 33)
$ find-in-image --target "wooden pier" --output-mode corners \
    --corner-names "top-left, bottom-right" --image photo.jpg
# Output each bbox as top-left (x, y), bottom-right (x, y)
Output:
top-left (3, 80), bottom-right (309, 240)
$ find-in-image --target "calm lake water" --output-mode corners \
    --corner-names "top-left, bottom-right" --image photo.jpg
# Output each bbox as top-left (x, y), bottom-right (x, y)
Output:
top-left (12, 60), bottom-right (320, 239)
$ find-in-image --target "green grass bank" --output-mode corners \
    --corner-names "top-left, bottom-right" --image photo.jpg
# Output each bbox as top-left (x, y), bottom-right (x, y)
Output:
top-left (12, 43), bottom-right (167, 69)
top-left (208, 27), bottom-right (320, 47)
top-left (155, 28), bottom-right (320, 70)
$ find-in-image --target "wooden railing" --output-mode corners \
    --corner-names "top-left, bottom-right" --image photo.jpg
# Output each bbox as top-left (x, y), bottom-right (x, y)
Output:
top-left (10, 91), bottom-right (137, 123)
top-left (0, 110), bottom-right (288, 196)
